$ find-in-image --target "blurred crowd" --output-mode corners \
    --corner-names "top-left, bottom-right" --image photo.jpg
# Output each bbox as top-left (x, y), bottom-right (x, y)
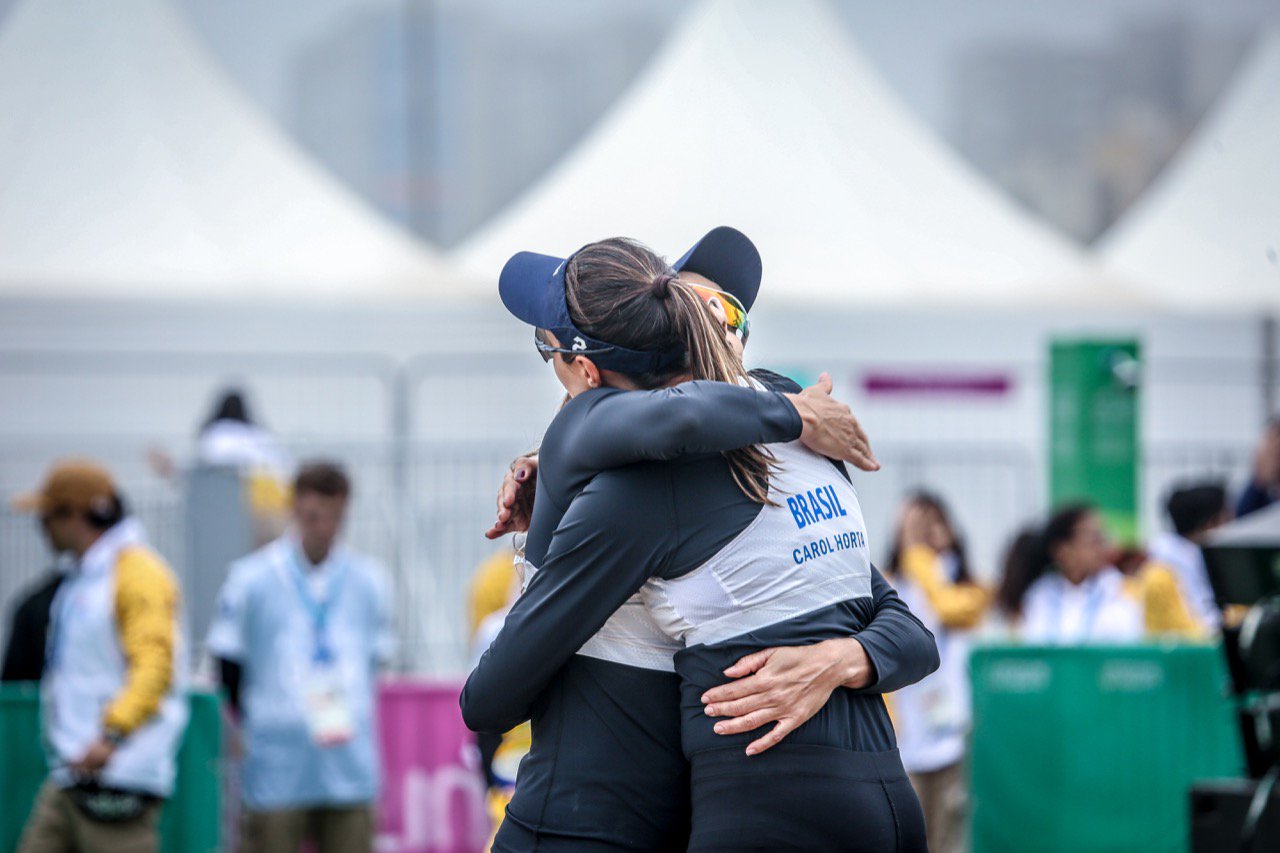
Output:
top-left (825, 418), bottom-right (1277, 853)
top-left (2, 389), bottom-right (393, 853)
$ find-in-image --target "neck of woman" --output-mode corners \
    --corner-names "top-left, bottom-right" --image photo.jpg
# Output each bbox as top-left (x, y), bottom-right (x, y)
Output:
top-left (1058, 563), bottom-right (1091, 586)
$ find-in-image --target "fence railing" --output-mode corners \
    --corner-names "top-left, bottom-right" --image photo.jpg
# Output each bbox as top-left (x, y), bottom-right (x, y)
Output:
top-left (0, 439), bottom-right (1256, 676)
top-left (0, 348), bottom-right (1267, 675)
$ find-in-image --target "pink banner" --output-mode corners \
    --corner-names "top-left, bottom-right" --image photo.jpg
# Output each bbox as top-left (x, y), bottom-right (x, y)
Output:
top-left (862, 371), bottom-right (1012, 396)
top-left (375, 681), bottom-right (490, 853)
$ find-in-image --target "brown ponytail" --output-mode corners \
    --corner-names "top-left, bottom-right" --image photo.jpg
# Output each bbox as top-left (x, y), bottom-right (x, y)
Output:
top-left (565, 238), bottom-right (776, 504)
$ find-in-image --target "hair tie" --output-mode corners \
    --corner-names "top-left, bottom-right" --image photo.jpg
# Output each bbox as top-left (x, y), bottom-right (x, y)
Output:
top-left (652, 272), bottom-right (676, 298)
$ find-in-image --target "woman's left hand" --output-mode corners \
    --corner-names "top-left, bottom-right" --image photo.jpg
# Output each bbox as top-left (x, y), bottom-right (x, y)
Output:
top-left (700, 638), bottom-right (872, 756)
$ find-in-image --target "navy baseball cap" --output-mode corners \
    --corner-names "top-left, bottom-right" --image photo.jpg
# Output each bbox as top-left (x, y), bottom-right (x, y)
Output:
top-left (672, 226), bottom-right (763, 311)
top-left (498, 248), bottom-right (686, 375)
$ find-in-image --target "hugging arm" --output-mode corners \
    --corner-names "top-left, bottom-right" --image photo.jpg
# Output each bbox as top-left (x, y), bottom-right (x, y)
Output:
top-left (699, 566), bottom-right (939, 754)
top-left (486, 382), bottom-right (801, 539)
top-left (563, 381), bottom-right (801, 471)
top-left (854, 566), bottom-right (940, 693)
top-left (563, 374), bottom-right (875, 474)
top-left (461, 471), bottom-right (673, 733)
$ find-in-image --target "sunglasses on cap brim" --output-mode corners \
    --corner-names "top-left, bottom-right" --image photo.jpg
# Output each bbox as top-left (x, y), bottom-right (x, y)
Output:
top-left (534, 328), bottom-right (616, 363)
top-left (686, 282), bottom-right (751, 344)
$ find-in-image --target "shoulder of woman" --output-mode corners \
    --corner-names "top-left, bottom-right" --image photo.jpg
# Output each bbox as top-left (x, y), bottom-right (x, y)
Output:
top-left (747, 368), bottom-right (801, 394)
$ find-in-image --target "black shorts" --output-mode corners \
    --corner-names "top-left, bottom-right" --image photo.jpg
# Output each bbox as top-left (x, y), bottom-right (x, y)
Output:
top-left (688, 745), bottom-right (927, 852)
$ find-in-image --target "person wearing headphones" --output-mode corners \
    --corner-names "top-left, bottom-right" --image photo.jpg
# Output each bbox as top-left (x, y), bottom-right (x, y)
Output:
top-left (13, 460), bottom-right (188, 853)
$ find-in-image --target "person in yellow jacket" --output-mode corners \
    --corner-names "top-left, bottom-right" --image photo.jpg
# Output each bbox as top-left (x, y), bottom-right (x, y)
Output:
top-left (12, 460), bottom-right (187, 853)
top-left (886, 492), bottom-right (989, 853)
top-left (466, 540), bottom-right (529, 852)
top-left (1135, 483), bottom-right (1230, 639)
top-left (468, 548), bottom-right (518, 638)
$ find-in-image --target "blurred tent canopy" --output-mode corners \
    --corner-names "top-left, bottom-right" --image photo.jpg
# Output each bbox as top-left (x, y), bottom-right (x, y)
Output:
top-left (457, 0), bottom-right (1131, 309)
top-left (0, 0), bottom-right (464, 301)
top-left (1098, 29), bottom-right (1280, 312)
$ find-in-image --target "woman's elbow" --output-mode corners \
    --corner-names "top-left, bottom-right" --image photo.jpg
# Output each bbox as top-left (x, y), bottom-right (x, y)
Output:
top-left (922, 629), bottom-right (942, 675)
top-left (459, 679), bottom-right (516, 734)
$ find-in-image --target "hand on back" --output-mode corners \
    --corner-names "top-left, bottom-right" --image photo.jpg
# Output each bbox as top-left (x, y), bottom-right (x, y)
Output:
top-left (786, 373), bottom-right (879, 472)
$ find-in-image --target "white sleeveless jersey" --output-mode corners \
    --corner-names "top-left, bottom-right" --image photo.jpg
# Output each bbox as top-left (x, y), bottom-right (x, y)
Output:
top-left (642, 440), bottom-right (873, 648)
top-left (520, 554), bottom-right (680, 673)
top-left (575, 593), bottom-right (681, 672)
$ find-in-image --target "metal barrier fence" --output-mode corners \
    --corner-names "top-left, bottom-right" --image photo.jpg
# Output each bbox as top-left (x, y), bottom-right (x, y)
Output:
top-left (0, 348), bottom-right (1267, 675)
top-left (0, 439), bottom-right (1253, 676)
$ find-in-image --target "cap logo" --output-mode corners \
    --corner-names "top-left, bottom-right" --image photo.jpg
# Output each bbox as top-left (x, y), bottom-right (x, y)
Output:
top-left (572, 337), bottom-right (587, 352)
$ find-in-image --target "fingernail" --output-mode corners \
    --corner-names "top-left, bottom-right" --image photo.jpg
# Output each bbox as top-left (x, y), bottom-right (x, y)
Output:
top-left (745, 747), bottom-right (758, 756)
top-left (704, 706), bottom-right (716, 716)
top-left (700, 693), bottom-right (710, 704)
top-left (714, 723), bottom-right (725, 734)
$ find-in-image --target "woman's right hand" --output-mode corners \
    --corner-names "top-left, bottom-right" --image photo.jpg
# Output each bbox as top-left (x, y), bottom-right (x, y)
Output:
top-left (700, 638), bottom-right (872, 756)
top-left (485, 454), bottom-right (539, 539)
top-left (785, 373), bottom-right (879, 472)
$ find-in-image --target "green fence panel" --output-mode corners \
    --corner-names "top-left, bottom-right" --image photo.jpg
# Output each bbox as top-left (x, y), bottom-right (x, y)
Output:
top-left (0, 686), bottom-right (221, 852)
top-left (159, 692), bottom-right (223, 853)
top-left (0, 682), bottom-right (44, 852)
top-left (970, 645), bottom-right (1244, 853)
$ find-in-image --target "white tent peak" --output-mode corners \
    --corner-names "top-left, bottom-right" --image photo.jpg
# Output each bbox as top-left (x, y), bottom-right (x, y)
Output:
top-left (0, 0), bottom-right (461, 299)
top-left (1098, 29), bottom-right (1280, 311)
top-left (457, 0), bottom-right (1112, 307)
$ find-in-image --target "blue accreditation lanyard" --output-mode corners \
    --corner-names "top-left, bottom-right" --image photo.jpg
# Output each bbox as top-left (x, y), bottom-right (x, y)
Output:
top-left (286, 548), bottom-right (347, 666)
top-left (1049, 574), bottom-right (1105, 642)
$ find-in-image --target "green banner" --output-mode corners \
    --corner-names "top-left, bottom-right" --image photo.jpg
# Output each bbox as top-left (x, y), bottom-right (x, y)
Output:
top-left (1049, 339), bottom-right (1141, 544)
top-left (970, 645), bottom-right (1242, 853)
top-left (0, 687), bottom-right (222, 853)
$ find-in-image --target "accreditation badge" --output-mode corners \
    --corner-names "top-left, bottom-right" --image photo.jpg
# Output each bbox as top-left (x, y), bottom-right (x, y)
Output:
top-left (302, 662), bottom-right (355, 747)
top-left (921, 679), bottom-right (961, 734)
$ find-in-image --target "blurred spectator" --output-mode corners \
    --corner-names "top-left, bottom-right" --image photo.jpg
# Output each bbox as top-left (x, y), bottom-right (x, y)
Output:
top-left (886, 492), bottom-right (988, 853)
top-left (1109, 545), bottom-right (1149, 578)
top-left (1236, 418), bottom-right (1280, 519)
top-left (468, 547), bottom-right (518, 638)
top-left (1002, 504), bottom-right (1143, 644)
top-left (0, 556), bottom-right (66, 682)
top-left (13, 461), bottom-right (187, 853)
top-left (991, 527), bottom-right (1041, 632)
top-left (467, 539), bottom-right (530, 849)
top-left (197, 388), bottom-right (287, 471)
top-left (199, 388), bottom-right (291, 543)
top-left (473, 450), bottom-right (540, 848)
top-left (1135, 483), bottom-right (1230, 638)
top-left (207, 461), bottom-right (393, 853)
